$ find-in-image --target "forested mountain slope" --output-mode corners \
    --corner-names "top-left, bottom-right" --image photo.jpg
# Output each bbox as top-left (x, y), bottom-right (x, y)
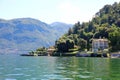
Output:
top-left (56, 2), bottom-right (120, 52)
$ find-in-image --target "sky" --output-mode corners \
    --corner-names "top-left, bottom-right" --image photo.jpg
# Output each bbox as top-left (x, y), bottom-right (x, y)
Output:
top-left (0, 0), bottom-right (120, 24)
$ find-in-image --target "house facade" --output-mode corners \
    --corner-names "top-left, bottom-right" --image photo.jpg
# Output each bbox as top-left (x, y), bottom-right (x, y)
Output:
top-left (92, 39), bottom-right (108, 53)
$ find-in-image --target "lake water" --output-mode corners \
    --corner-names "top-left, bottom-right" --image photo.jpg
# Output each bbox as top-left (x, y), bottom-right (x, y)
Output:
top-left (0, 54), bottom-right (120, 80)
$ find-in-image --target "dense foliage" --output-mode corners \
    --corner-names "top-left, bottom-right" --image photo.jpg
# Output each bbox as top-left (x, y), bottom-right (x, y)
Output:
top-left (29, 47), bottom-right (47, 56)
top-left (56, 2), bottom-right (120, 52)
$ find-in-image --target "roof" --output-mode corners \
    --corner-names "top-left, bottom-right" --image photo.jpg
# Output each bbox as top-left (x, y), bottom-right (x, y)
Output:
top-left (92, 39), bottom-right (108, 42)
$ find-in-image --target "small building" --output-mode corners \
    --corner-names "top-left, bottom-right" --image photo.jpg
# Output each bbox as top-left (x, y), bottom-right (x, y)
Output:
top-left (92, 38), bottom-right (109, 53)
top-left (47, 46), bottom-right (56, 56)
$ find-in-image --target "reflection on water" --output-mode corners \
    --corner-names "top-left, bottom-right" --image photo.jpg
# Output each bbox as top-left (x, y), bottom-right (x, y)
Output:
top-left (55, 57), bottom-right (111, 80)
top-left (0, 54), bottom-right (119, 80)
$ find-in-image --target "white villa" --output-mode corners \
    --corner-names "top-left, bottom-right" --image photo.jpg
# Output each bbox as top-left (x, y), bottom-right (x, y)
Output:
top-left (92, 38), bottom-right (109, 53)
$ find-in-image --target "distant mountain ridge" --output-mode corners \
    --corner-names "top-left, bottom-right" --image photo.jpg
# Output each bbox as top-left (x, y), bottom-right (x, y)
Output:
top-left (50, 22), bottom-right (73, 37)
top-left (0, 18), bottom-right (72, 53)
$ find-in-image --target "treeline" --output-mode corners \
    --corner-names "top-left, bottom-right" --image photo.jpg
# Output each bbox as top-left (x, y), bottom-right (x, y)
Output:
top-left (29, 47), bottom-right (47, 56)
top-left (55, 2), bottom-right (120, 52)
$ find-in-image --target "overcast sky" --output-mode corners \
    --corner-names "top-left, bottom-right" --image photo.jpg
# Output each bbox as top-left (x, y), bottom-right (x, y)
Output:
top-left (0, 0), bottom-right (119, 24)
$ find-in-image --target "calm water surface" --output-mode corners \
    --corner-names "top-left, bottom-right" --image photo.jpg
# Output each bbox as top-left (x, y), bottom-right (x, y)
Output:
top-left (0, 54), bottom-right (120, 80)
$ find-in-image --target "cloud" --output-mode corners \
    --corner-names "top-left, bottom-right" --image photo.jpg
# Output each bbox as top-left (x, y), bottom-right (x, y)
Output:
top-left (58, 2), bottom-right (80, 14)
top-left (57, 1), bottom-right (81, 23)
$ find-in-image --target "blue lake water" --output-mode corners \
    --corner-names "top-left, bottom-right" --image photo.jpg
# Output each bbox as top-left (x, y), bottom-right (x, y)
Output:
top-left (0, 54), bottom-right (120, 80)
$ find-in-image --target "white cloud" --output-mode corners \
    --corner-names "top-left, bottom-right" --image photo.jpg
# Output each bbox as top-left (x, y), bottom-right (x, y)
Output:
top-left (57, 1), bottom-right (82, 23)
top-left (58, 2), bottom-right (80, 14)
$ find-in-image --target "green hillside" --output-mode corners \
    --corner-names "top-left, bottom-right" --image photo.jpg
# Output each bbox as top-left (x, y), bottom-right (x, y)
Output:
top-left (55, 2), bottom-right (120, 52)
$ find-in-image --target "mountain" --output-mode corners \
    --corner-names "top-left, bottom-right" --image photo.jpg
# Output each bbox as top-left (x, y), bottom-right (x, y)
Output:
top-left (50, 22), bottom-right (73, 37)
top-left (55, 2), bottom-right (120, 52)
top-left (0, 18), bottom-right (72, 53)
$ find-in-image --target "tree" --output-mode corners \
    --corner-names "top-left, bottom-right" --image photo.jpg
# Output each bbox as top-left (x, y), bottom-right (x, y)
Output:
top-left (116, 18), bottom-right (120, 27)
top-left (56, 39), bottom-right (74, 52)
top-left (73, 22), bottom-right (80, 34)
top-left (77, 39), bottom-right (87, 50)
top-left (109, 26), bottom-right (120, 51)
top-left (68, 28), bottom-right (73, 35)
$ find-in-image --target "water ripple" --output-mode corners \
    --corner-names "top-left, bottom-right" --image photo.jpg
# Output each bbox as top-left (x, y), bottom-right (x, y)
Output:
top-left (95, 78), bottom-right (102, 80)
top-left (0, 67), bottom-right (4, 70)
top-left (5, 78), bottom-right (17, 80)
top-left (14, 68), bottom-right (22, 70)
top-left (6, 73), bottom-right (24, 76)
top-left (43, 74), bottom-right (65, 79)
top-left (77, 74), bottom-right (92, 79)
top-left (0, 55), bottom-right (119, 80)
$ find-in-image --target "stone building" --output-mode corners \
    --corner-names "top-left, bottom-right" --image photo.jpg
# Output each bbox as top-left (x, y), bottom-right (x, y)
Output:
top-left (92, 39), bottom-right (108, 53)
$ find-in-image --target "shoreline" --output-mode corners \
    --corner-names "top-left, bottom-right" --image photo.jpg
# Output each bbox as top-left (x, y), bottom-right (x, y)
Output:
top-left (20, 51), bottom-right (120, 58)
